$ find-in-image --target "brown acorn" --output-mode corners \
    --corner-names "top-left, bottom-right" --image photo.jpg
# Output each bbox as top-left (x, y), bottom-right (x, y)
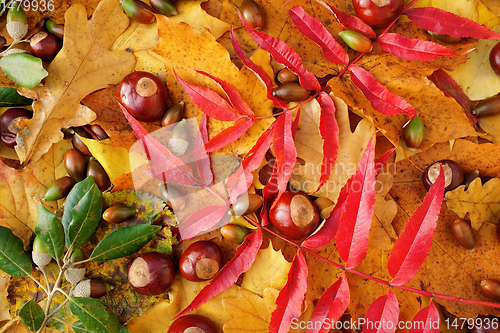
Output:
top-left (480, 278), bottom-right (500, 300)
top-left (90, 124), bottom-right (109, 140)
top-left (451, 219), bottom-right (476, 250)
top-left (44, 176), bottom-right (75, 201)
top-left (102, 204), bottom-right (138, 223)
top-left (277, 68), bottom-right (299, 84)
top-left (473, 95), bottom-right (500, 118)
top-left (221, 224), bottom-right (250, 244)
top-left (87, 158), bottom-right (111, 192)
top-left (230, 194), bottom-right (263, 217)
top-left (240, 0), bottom-right (264, 30)
top-left (45, 19), bottom-right (64, 39)
top-left (339, 30), bottom-right (373, 53)
top-left (72, 135), bottom-right (91, 155)
top-left (274, 82), bottom-right (310, 102)
top-left (161, 102), bottom-right (184, 128)
top-left (64, 149), bottom-right (87, 182)
top-left (121, 0), bottom-right (155, 24)
top-left (73, 279), bottom-right (114, 298)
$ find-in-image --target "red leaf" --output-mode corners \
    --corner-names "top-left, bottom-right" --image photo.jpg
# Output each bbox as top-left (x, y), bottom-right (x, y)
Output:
top-left (273, 111), bottom-right (297, 196)
top-left (314, 0), bottom-right (376, 39)
top-left (387, 166), bottom-right (445, 286)
top-left (177, 228), bottom-right (263, 317)
top-left (429, 69), bottom-right (475, 123)
top-left (408, 301), bottom-right (440, 333)
top-left (307, 273), bottom-right (350, 333)
top-left (201, 117), bottom-right (255, 153)
top-left (119, 103), bottom-right (199, 187)
top-left (404, 7), bottom-right (500, 40)
top-left (336, 136), bottom-right (376, 269)
top-left (291, 107), bottom-right (301, 139)
top-left (269, 250), bottom-right (308, 333)
top-left (317, 92), bottom-right (339, 192)
top-left (289, 6), bottom-right (349, 66)
top-left (227, 122), bottom-right (276, 200)
top-left (349, 65), bottom-right (418, 118)
top-left (196, 70), bottom-right (254, 117)
top-left (374, 148), bottom-right (395, 174)
top-left (238, 11), bottom-right (321, 91)
top-left (178, 205), bottom-right (228, 240)
top-left (194, 114), bottom-right (214, 186)
top-left (363, 289), bottom-right (399, 333)
top-left (378, 33), bottom-right (456, 61)
top-left (175, 72), bottom-right (241, 121)
top-left (230, 27), bottom-right (288, 110)
top-left (260, 161), bottom-right (279, 227)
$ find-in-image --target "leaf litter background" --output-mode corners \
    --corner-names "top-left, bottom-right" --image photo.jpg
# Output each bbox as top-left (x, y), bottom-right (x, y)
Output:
top-left (1, 0), bottom-right (500, 331)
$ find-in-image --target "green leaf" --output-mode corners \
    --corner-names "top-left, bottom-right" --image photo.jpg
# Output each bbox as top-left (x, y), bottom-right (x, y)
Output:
top-left (90, 224), bottom-right (161, 261)
top-left (35, 204), bottom-right (65, 262)
top-left (0, 53), bottom-right (48, 88)
top-left (0, 87), bottom-right (32, 107)
top-left (62, 177), bottom-right (103, 249)
top-left (0, 226), bottom-right (32, 277)
top-left (19, 300), bottom-right (44, 332)
top-left (120, 324), bottom-right (130, 333)
top-left (69, 297), bottom-right (120, 333)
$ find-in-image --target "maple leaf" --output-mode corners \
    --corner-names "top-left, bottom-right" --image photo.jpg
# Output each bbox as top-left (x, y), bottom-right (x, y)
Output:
top-left (13, 0), bottom-right (136, 164)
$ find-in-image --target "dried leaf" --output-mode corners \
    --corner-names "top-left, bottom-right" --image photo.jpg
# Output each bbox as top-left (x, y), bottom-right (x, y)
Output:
top-left (445, 177), bottom-right (500, 230)
top-left (377, 33), bottom-right (457, 61)
top-left (363, 289), bottom-right (399, 333)
top-left (14, 0), bottom-right (136, 164)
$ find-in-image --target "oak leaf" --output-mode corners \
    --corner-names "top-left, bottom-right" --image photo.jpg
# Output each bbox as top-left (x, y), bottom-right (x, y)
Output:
top-left (445, 178), bottom-right (500, 230)
top-left (369, 173), bottom-right (398, 251)
top-left (13, 0), bottom-right (136, 164)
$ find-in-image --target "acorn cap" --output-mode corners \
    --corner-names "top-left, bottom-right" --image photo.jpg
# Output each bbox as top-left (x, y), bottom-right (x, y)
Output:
top-left (65, 267), bottom-right (86, 285)
top-left (32, 252), bottom-right (52, 268)
top-left (73, 279), bottom-right (114, 298)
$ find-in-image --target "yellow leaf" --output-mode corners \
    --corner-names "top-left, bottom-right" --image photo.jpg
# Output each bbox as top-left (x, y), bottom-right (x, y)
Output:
top-left (445, 177), bottom-right (500, 230)
top-left (369, 173), bottom-right (398, 251)
top-left (13, 0), bottom-right (136, 164)
top-left (240, 240), bottom-right (292, 296)
top-left (478, 113), bottom-right (500, 143)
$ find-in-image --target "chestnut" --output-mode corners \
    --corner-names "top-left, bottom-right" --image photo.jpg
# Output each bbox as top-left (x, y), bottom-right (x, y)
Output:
top-left (0, 108), bottom-right (32, 148)
top-left (269, 191), bottom-right (320, 240)
top-left (490, 42), bottom-right (500, 76)
top-left (422, 159), bottom-right (463, 192)
top-left (179, 241), bottom-right (224, 282)
top-left (168, 314), bottom-right (216, 333)
top-left (118, 71), bottom-right (169, 122)
top-left (29, 30), bottom-right (62, 61)
top-left (352, 0), bottom-right (405, 28)
top-left (128, 252), bottom-right (175, 295)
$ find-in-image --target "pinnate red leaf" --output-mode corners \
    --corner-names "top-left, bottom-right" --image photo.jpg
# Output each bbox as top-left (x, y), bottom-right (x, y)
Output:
top-left (178, 205), bottom-right (228, 240)
top-left (387, 166), bottom-right (445, 286)
top-left (336, 136), bottom-right (376, 269)
top-left (273, 111), bottom-right (297, 196)
top-left (238, 11), bottom-right (321, 91)
top-left (260, 162), bottom-right (279, 227)
top-left (177, 228), bottom-right (263, 317)
top-left (289, 6), bottom-right (349, 66)
top-left (349, 65), bottom-right (418, 118)
top-left (230, 27), bottom-right (288, 110)
top-left (408, 301), bottom-right (440, 333)
top-left (404, 7), bottom-right (500, 40)
top-left (194, 114), bottom-right (214, 186)
top-left (374, 148), bottom-right (395, 174)
top-left (196, 70), bottom-right (254, 118)
top-left (175, 72), bottom-right (241, 121)
top-left (314, 0), bottom-right (376, 39)
top-left (269, 250), bottom-right (308, 333)
top-left (363, 289), bottom-right (399, 333)
top-left (307, 273), bottom-right (350, 333)
top-left (201, 117), bottom-right (255, 153)
top-left (317, 92), bottom-right (339, 192)
top-left (377, 33), bottom-right (456, 61)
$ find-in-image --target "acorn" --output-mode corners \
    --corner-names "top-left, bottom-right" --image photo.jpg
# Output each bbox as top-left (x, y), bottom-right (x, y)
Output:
top-left (120, 0), bottom-right (155, 24)
top-left (89, 124), bottom-right (109, 140)
top-left (168, 120), bottom-right (189, 156)
top-left (161, 102), bottom-right (184, 128)
top-left (45, 19), bottom-right (64, 39)
top-left (102, 204), bottom-right (137, 223)
top-left (451, 219), bottom-right (476, 250)
top-left (338, 30), bottom-right (373, 53)
top-left (258, 164), bottom-right (273, 186)
top-left (73, 279), bottom-right (114, 298)
top-left (480, 279), bottom-right (500, 300)
top-left (44, 176), bottom-right (75, 201)
top-left (6, 2), bottom-right (28, 40)
top-left (64, 149), bottom-right (87, 182)
top-left (230, 194), bottom-right (263, 217)
top-left (273, 82), bottom-right (310, 102)
top-left (32, 235), bottom-right (52, 268)
top-left (277, 68), bottom-right (299, 84)
top-left (72, 135), bottom-right (91, 155)
top-left (404, 115), bottom-right (425, 150)
top-left (87, 157), bottom-right (111, 192)
top-left (240, 0), bottom-right (265, 30)
top-left (149, 0), bottom-right (177, 16)
top-left (473, 95), bottom-right (500, 118)
top-left (64, 249), bottom-right (86, 285)
top-left (220, 224), bottom-right (250, 244)
top-left (428, 31), bottom-right (462, 44)
top-left (422, 160), bottom-right (463, 192)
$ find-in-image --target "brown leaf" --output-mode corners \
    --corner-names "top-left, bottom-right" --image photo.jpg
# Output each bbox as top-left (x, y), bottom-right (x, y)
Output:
top-left (369, 173), bottom-right (398, 251)
top-left (13, 0), bottom-right (136, 164)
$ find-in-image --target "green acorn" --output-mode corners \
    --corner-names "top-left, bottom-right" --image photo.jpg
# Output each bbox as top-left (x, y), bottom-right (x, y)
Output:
top-left (6, 2), bottom-right (28, 40)
top-left (220, 224), bottom-right (250, 244)
top-left (102, 204), bottom-right (138, 223)
top-left (230, 194), bottom-right (263, 217)
top-left (64, 249), bottom-right (86, 285)
top-left (403, 115), bottom-right (425, 150)
top-left (45, 19), bottom-right (64, 39)
top-left (43, 176), bottom-right (75, 201)
top-left (121, 0), bottom-right (155, 25)
top-left (32, 235), bottom-right (52, 268)
top-left (149, 0), bottom-right (177, 16)
top-left (338, 30), bottom-right (373, 53)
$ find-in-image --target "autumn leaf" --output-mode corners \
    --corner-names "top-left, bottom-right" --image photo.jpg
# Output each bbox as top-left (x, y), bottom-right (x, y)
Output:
top-left (377, 33), bottom-right (457, 61)
top-left (13, 0), bottom-right (136, 164)
top-left (445, 177), bottom-right (500, 230)
top-left (369, 173), bottom-right (398, 251)
top-left (409, 301), bottom-right (440, 333)
top-left (363, 289), bottom-right (399, 333)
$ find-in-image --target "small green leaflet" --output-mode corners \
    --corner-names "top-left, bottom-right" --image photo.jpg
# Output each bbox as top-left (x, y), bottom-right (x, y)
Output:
top-left (69, 297), bottom-right (120, 333)
top-left (0, 53), bottom-right (48, 89)
top-left (0, 87), bottom-right (32, 107)
top-left (19, 300), bottom-right (45, 332)
top-left (0, 226), bottom-right (32, 277)
top-left (90, 224), bottom-right (161, 261)
top-left (35, 204), bottom-right (65, 262)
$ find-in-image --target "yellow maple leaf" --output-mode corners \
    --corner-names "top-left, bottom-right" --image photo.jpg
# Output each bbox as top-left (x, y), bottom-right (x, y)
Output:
top-left (13, 0), bottom-right (136, 164)
top-left (445, 177), bottom-right (500, 230)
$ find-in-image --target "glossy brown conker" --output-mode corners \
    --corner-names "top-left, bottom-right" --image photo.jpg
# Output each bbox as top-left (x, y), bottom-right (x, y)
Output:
top-left (422, 159), bottom-right (464, 192)
top-left (167, 314), bottom-right (216, 333)
top-left (179, 241), bottom-right (224, 282)
top-left (352, 0), bottom-right (405, 28)
top-left (29, 30), bottom-right (61, 61)
top-left (128, 252), bottom-right (175, 295)
top-left (0, 108), bottom-right (32, 148)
